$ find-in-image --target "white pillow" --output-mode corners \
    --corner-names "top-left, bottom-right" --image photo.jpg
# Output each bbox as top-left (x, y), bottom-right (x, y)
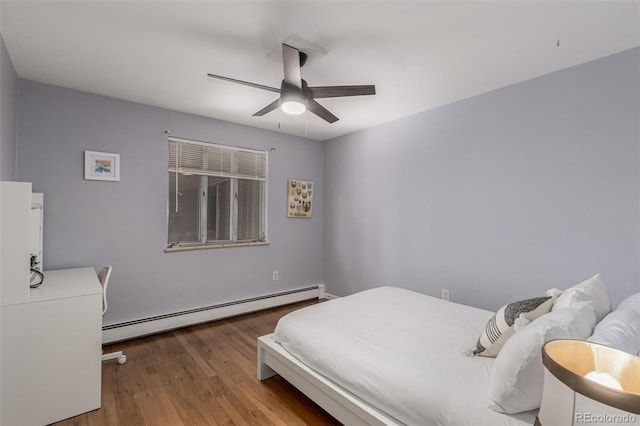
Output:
top-left (488, 302), bottom-right (597, 414)
top-left (587, 292), bottom-right (640, 355)
top-left (552, 273), bottom-right (611, 322)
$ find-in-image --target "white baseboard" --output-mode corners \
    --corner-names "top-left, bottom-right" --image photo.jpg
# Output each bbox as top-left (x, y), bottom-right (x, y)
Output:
top-left (102, 284), bottom-right (324, 344)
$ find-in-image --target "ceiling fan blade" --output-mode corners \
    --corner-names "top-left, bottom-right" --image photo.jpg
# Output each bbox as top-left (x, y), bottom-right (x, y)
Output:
top-left (252, 99), bottom-right (281, 117)
top-left (308, 85), bottom-right (376, 98)
top-left (307, 99), bottom-right (339, 123)
top-left (207, 73), bottom-right (280, 94)
top-left (282, 44), bottom-right (302, 89)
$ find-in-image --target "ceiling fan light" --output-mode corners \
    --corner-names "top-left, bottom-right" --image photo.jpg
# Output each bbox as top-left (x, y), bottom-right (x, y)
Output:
top-left (281, 100), bottom-right (306, 115)
top-left (280, 88), bottom-right (307, 115)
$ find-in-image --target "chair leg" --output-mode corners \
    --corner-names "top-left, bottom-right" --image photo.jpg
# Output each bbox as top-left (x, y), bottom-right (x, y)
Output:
top-left (102, 350), bottom-right (127, 364)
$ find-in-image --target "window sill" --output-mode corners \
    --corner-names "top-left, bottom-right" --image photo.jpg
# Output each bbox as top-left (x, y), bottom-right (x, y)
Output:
top-left (164, 241), bottom-right (270, 253)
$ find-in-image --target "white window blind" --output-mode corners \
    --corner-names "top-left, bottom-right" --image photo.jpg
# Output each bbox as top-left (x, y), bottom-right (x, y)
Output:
top-left (168, 137), bottom-right (266, 181)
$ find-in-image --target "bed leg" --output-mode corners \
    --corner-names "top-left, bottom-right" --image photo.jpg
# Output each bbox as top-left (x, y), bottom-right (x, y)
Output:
top-left (257, 343), bottom-right (277, 380)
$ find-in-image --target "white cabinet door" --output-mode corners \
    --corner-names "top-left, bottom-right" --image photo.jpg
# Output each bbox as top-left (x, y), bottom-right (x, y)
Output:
top-left (0, 293), bottom-right (102, 425)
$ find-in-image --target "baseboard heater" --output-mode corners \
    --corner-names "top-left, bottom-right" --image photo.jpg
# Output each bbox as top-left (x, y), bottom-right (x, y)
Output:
top-left (102, 284), bottom-right (325, 344)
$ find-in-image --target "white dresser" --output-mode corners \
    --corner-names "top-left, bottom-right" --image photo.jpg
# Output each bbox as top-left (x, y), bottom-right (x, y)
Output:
top-left (0, 267), bottom-right (103, 425)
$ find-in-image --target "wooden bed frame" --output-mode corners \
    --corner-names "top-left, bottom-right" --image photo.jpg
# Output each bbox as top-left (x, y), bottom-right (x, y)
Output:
top-left (257, 333), bottom-right (402, 425)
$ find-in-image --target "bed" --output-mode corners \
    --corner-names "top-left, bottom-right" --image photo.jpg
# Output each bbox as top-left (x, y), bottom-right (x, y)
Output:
top-left (257, 286), bottom-right (538, 425)
top-left (257, 277), bottom-right (638, 426)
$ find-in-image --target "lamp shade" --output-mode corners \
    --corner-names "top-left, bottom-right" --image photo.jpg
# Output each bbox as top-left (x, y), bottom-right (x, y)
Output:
top-left (536, 339), bottom-right (640, 426)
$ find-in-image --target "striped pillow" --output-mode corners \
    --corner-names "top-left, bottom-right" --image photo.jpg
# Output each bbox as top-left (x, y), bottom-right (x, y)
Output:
top-left (474, 295), bottom-right (556, 357)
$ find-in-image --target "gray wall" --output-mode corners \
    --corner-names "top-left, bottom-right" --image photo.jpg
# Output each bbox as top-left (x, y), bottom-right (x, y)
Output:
top-left (323, 47), bottom-right (640, 310)
top-left (0, 33), bottom-right (17, 181)
top-left (13, 47), bottom-right (640, 324)
top-left (17, 81), bottom-right (324, 324)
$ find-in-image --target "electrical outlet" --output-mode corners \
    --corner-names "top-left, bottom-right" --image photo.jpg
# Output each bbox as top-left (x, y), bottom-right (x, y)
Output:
top-left (272, 271), bottom-right (279, 281)
top-left (442, 289), bottom-right (450, 301)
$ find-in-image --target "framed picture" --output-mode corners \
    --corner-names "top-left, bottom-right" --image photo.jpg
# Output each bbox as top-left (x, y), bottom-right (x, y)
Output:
top-left (287, 179), bottom-right (313, 218)
top-left (84, 150), bottom-right (120, 181)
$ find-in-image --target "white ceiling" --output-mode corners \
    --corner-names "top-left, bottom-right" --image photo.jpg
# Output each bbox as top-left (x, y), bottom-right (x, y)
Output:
top-left (1, 1), bottom-right (638, 141)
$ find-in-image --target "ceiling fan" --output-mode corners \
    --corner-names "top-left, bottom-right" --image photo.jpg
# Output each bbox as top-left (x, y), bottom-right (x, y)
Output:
top-left (207, 43), bottom-right (376, 124)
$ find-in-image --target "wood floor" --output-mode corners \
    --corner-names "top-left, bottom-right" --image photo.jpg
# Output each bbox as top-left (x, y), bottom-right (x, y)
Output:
top-left (52, 300), bottom-right (341, 426)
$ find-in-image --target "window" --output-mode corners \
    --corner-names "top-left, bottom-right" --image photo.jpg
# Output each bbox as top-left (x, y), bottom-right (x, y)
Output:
top-left (167, 137), bottom-right (267, 249)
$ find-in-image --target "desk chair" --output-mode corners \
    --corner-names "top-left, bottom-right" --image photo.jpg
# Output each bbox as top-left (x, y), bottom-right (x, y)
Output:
top-left (98, 265), bottom-right (127, 365)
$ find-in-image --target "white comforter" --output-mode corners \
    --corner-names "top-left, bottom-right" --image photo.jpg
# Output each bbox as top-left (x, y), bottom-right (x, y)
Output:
top-left (273, 286), bottom-right (537, 426)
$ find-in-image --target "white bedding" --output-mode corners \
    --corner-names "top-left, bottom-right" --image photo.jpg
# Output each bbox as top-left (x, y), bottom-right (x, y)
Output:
top-left (273, 287), bottom-right (537, 426)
